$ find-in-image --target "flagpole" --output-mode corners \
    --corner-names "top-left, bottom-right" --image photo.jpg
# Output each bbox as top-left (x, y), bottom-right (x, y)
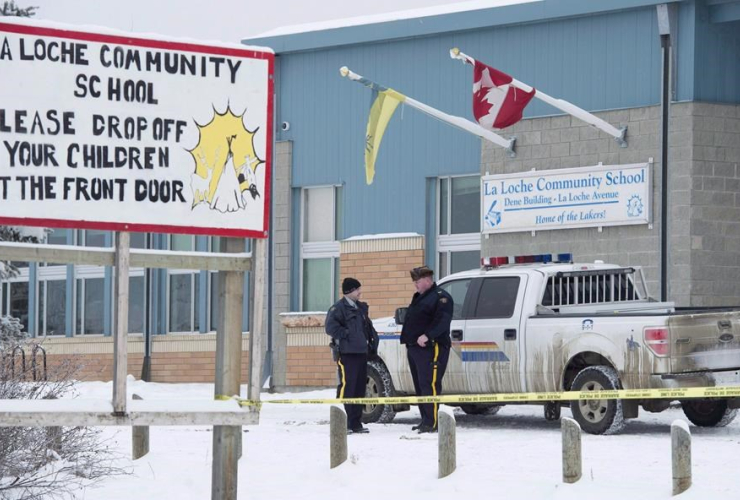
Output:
top-left (340, 66), bottom-right (517, 156)
top-left (450, 48), bottom-right (628, 147)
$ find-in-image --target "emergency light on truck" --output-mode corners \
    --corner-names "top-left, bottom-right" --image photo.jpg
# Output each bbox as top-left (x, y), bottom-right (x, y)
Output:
top-left (481, 253), bottom-right (573, 268)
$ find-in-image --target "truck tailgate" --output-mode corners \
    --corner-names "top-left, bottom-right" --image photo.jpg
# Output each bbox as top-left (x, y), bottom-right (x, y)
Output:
top-left (668, 311), bottom-right (740, 372)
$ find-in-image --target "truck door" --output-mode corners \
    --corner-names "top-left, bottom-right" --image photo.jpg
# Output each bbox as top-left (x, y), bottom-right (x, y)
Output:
top-left (434, 278), bottom-right (475, 393)
top-left (460, 275), bottom-right (528, 393)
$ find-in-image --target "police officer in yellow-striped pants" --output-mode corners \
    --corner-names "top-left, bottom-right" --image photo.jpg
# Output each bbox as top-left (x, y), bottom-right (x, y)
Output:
top-left (325, 277), bottom-right (379, 434)
top-left (400, 266), bottom-right (454, 433)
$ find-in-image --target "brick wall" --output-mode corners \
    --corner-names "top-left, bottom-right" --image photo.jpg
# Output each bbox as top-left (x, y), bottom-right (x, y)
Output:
top-left (285, 345), bottom-right (336, 387)
top-left (339, 235), bottom-right (424, 319)
top-left (44, 351), bottom-right (251, 383)
top-left (36, 334), bottom-right (251, 383)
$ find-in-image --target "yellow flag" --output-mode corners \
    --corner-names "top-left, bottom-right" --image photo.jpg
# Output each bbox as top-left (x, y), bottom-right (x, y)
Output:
top-left (365, 89), bottom-right (405, 185)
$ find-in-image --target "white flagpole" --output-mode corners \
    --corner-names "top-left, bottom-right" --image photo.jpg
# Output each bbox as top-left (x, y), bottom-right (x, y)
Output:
top-left (340, 66), bottom-right (517, 156)
top-left (450, 48), bottom-right (628, 147)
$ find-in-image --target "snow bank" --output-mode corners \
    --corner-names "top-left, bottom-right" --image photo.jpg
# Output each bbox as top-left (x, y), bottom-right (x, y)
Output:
top-left (57, 381), bottom-right (740, 500)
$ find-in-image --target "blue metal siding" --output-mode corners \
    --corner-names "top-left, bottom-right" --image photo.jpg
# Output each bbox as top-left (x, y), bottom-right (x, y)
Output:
top-left (694, 2), bottom-right (740, 103)
top-left (277, 8), bottom-right (663, 238)
top-left (245, 0), bottom-right (678, 54)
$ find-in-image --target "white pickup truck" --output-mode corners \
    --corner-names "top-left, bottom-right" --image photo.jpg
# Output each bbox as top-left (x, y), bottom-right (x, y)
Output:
top-left (365, 254), bottom-right (740, 434)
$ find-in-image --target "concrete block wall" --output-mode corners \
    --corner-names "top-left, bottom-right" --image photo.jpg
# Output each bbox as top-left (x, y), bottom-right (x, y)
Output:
top-left (480, 102), bottom-right (740, 307)
top-left (271, 141), bottom-right (293, 388)
top-left (689, 103), bottom-right (740, 306)
top-left (339, 235), bottom-right (424, 319)
top-left (481, 104), bottom-right (678, 303)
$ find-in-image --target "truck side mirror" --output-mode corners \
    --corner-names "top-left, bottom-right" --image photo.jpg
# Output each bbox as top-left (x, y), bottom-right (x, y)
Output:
top-left (395, 307), bottom-right (408, 325)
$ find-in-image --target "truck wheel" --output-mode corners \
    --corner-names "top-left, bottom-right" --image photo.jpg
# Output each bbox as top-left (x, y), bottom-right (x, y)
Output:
top-left (681, 399), bottom-right (738, 427)
top-left (460, 404), bottom-right (502, 416)
top-left (362, 360), bottom-right (396, 424)
top-left (569, 366), bottom-right (625, 435)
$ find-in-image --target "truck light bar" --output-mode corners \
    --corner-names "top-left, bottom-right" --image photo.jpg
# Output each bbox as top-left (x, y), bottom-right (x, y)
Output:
top-left (482, 253), bottom-right (573, 269)
top-left (481, 256), bottom-right (510, 267)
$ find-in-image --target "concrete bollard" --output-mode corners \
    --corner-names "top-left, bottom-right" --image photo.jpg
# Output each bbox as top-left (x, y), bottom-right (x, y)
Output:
top-left (438, 407), bottom-right (456, 479)
top-left (132, 394), bottom-right (150, 460)
top-left (330, 405), bottom-right (348, 469)
top-left (671, 420), bottom-right (691, 496)
top-left (561, 417), bottom-right (582, 484)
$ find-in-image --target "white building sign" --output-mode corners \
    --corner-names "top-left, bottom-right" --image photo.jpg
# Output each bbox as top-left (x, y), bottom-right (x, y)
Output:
top-left (0, 19), bottom-right (273, 238)
top-left (481, 162), bottom-right (651, 234)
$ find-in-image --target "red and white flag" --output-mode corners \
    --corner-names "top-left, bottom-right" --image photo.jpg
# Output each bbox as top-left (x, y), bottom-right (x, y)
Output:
top-left (473, 60), bottom-right (535, 130)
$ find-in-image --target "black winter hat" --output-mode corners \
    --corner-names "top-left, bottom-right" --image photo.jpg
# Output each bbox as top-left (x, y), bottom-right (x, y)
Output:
top-left (342, 277), bottom-right (361, 295)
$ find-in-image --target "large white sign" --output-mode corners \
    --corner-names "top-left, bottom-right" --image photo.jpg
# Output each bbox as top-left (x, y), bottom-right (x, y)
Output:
top-left (481, 162), bottom-right (651, 234)
top-left (0, 19), bottom-right (273, 238)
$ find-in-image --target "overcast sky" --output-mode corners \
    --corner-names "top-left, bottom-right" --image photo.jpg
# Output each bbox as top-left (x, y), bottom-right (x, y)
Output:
top-left (26, 0), bottom-right (471, 42)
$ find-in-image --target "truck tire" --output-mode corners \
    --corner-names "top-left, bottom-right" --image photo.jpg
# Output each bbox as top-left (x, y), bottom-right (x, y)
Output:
top-left (362, 360), bottom-right (396, 424)
top-left (460, 404), bottom-right (502, 416)
top-left (681, 399), bottom-right (738, 427)
top-left (569, 366), bottom-right (625, 435)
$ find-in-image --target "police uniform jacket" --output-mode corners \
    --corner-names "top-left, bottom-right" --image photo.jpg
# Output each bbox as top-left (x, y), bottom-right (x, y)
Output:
top-left (400, 283), bottom-right (454, 347)
top-left (325, 298), bottom-right (375, 354)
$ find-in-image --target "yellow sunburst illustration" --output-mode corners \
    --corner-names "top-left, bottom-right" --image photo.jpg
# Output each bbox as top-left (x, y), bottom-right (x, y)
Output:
top-left (189, 106), bottom-right (263, 213)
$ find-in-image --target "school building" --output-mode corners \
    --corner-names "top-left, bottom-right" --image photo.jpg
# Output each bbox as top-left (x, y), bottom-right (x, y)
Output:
top-left (3, 0), bottom-right (740, 388)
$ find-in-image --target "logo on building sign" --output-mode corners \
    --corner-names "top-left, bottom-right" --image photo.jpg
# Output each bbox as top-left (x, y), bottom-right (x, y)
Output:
top-left (626, 195), bottom-right (644, 218)
top-left (484, 199), bottom-right (502, 228)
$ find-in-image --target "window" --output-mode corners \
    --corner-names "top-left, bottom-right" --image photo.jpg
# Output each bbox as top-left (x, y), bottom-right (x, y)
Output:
top-left (46, 228), bottom-right (69, 245)
top-left (437, 279), bottom-right (472, 320)
top-left (129, 275), bottom-right (146, 334)
top-left (473, 277), bottom-right (521, 319)
top-left (83, 229), bottom-right (108, 248)
top-left (38, 279), bottom-right (66, 336)
top-left (8, 281), bottom-right (29, 332)
top-left (168, 235), bottom-right (200, 333)
top-left (437, 176), bottom-right (481, 278)
top-left (76, 277), bottom-right (105, 334)
top-left (300, 186), bottom-right (341, 311)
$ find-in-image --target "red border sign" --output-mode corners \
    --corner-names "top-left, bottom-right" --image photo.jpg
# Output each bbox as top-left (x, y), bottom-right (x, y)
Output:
top-left (0, 21), bottom-right (274, 238)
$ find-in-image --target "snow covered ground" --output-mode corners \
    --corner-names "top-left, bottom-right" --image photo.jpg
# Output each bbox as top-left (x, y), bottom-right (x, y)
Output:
top-left (68, 380), bottom-right (739, 500)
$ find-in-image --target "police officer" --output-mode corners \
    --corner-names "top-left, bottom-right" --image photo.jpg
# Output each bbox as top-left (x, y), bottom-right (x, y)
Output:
top-left (325, 277), bottom-right (379, 434)
top-left (400, 266), bottom-right (453, 433)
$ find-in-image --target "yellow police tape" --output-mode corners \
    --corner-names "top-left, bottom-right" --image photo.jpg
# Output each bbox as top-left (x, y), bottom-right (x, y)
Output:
top-left (216, 386), bottom-right (740, 409)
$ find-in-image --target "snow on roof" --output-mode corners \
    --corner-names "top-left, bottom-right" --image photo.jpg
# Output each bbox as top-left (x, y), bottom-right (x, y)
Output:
top-left (343, 232), bottom-right (421, 241)
top-left (2, 16), bottom-right (273, 54)
top-left (246, 0), bottom-right (540, 39)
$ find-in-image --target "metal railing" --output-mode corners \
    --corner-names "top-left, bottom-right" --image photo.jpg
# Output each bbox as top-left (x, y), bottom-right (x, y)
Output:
top-left (543, 268), bottom-right (650, 308)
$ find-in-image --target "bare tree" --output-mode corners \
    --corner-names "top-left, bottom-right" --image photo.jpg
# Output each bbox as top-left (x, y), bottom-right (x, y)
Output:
top-left (0, 348), bottom-right (128, 499)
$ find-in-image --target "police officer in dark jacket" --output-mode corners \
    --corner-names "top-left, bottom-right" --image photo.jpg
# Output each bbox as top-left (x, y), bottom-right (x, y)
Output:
top-left (400, 266), bottom-right (453, 433)
top-left (325, 277), bottom-right (379, 434)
